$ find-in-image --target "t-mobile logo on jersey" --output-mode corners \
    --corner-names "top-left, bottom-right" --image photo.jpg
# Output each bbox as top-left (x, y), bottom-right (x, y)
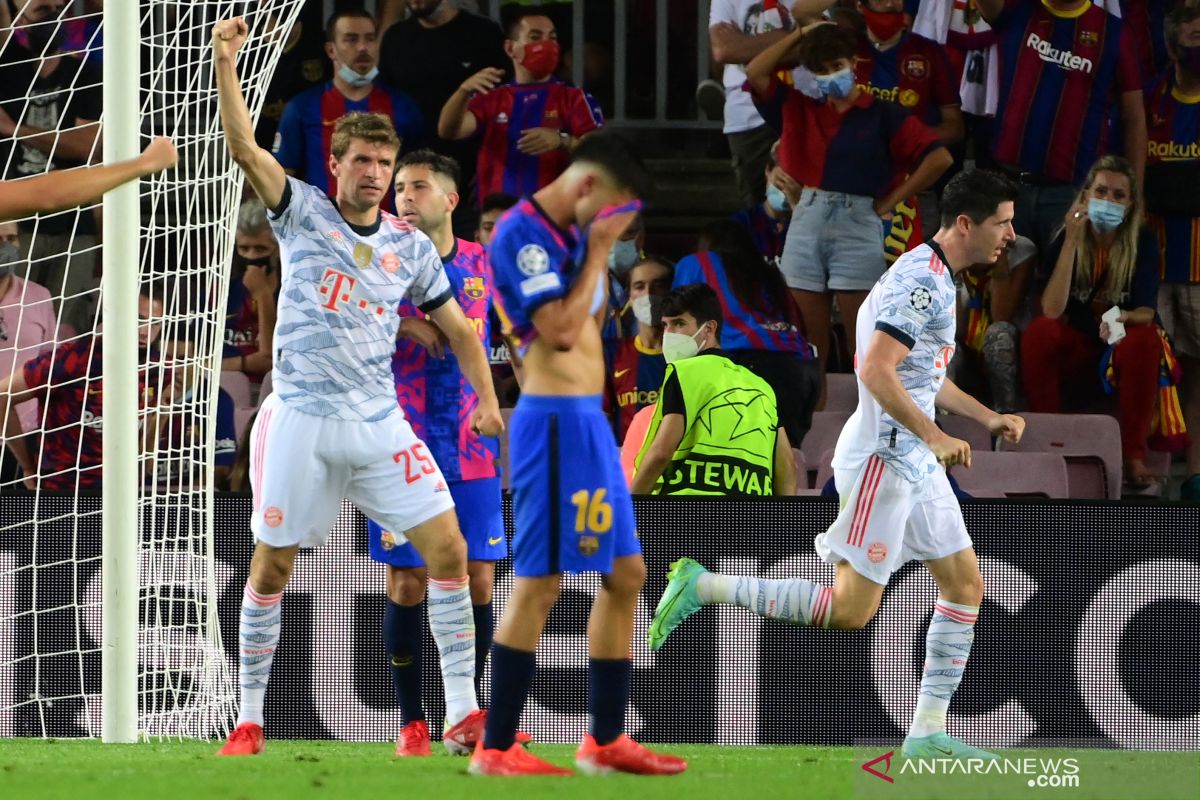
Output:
top-left (318, 268), bottom-right (387, 316)
top-left (1025, 33), bottom-right (1094, 73)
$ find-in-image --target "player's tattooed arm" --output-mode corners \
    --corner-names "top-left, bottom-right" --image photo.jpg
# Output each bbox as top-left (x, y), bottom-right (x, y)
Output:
top-left (212, 17), bottom-right (287, 210)
top-left (934, 378), bottom-right (1024, 445)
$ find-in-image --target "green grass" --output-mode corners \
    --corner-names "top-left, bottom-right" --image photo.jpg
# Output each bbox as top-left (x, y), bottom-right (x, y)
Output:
top-left (0, 740), bottom-right (1195, 800)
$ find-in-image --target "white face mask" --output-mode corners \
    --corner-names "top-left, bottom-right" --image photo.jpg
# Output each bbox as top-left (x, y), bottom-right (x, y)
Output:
top-left (662, 327), bottom-right (705, 364)
top-left (631, 294), bottom-right (661, 328)
top-left (337, 63), bottom-right (379, 88)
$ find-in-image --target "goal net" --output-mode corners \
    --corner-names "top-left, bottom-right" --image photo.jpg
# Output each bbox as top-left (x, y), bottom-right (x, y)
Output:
top-left (0, 0), bottom-right (304, 739)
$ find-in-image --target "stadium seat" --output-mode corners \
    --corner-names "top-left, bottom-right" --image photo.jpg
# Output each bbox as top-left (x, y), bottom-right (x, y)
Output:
top-left (951, 451), bottom-right (1069, 498)
top-left (814, 448), bottom-right (835, 495)
top-left (258, 371), bottom-right (272, 404)
top-left (997, 413), bottom-right (1121, 499)
top-left (220, 370), bottom-right (253, 409)
top-left (939, 413), bottom-right (994, 454)
top-left (800, 411), bottom-right (850, 486)
top-left (824, 373), bottom-right (858, 413)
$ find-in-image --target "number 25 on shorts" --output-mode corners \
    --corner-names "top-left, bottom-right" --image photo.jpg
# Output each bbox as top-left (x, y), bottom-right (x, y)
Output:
top-left (570, 488), bottom-right (612, 533)
top-left (394, 442), bottom-right (436, 484)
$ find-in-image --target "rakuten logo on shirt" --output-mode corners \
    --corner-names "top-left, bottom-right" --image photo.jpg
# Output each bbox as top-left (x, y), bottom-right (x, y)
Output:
top-left (1026, 33), bottom-right (1094, 74)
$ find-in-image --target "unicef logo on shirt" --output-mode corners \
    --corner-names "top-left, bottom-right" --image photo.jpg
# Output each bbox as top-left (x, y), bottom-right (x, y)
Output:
top-left (517, 244), bottom-right (550, 277)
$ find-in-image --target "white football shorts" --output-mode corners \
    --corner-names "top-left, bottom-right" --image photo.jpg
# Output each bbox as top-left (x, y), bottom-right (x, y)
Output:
top-left (248, 393), bottom-right (456, 548)
top-left (814, 454), bottom-right (972, 585)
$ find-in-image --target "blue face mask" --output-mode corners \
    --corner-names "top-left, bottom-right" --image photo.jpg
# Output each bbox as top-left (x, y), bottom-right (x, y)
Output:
top-left (607, 238), bottom-right (640, 274)
top-left (765, 183), bottom-right (790, 213)
top-left (337, 63), bottom-right (379, 88)
top-left (1087, 197), bottom-right (1127, 232)
top-left (814, 67), bottom-right (854, 99)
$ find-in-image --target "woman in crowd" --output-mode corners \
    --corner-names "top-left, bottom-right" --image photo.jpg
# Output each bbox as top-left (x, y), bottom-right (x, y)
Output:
top-left (1022, 155), bottom-right (1180, 490)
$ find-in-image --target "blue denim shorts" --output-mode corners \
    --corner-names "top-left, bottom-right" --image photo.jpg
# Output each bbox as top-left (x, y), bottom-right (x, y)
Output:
top-left (780, 188), bottom-right (888, 292)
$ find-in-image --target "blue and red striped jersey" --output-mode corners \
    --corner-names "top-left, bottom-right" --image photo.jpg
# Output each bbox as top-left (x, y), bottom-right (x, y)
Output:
top-left (391, 238), bottom-right (498, 482)
top-left (1144, 70), bottom-right (1200, 284)
top-left (608, 335), bottom-right (666, 442)
top-left (22, 336), bottom-right (161, 491)
top-left (990, 0), bottom-right (1140, 184)
top-left (272, 81), bottom-right (424, 211)
top-left (854, 32), bottom-right (961, 127)
top-left (673, 250), bottom-right (814, 358)
top-left (730, 203), bottom-right (788, 268)
top-left (752, 75), bottom-right (941, 198)
top-left (467, 79), bottom-right (603, 204)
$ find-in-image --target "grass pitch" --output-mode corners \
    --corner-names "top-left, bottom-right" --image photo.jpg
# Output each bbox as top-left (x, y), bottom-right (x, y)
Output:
top-left (0, 740), bottom-right (1194, 800)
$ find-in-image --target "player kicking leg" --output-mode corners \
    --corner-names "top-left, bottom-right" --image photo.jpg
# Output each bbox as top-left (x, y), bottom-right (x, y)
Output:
top-left (649, 169), bottom-right (1027, 760)
top-left (470, 132), bottom-right (685, 776)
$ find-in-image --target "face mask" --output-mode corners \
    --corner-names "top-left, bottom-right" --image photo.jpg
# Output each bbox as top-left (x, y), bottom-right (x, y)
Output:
top-left (631, 294), bottom-right (662, 328)
top-left (607, 239), bottom-right (640, 274)
top-left (662, 327), bottom-right (705, 364)
top-left (860, 7), bottom-right (907, 42)
top-left (765, 184), bottom-right (790, 213)
top-left (815, 67), bottom-right (854, 99)
top-left (0, 241), bottom-right (20, 278)
top-left (337, 63), bottom-right (379, 88)
top-left (1180, 44), bottom-right (1200, 76)
top-left (1087, 197), bottom-right (1127, 232)
top-left (521, 39), bottom-right (560, 78)
top-left (235, 253), bottom-right (273, 271)
top-left (24, 19), bottom-right (65, 55)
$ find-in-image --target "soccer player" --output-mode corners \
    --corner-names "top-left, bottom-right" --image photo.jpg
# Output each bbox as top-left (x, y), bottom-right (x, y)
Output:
top-left (211, 17), bottom-right (502, 757)
top-left (0, 136), bottom-right (177, 223)
top-left (470, 131), bottom-right (686, 776)
top-left (367, 149), bottom-right (515, 756)
top-left (649, 169), bottom-right (1027, 760)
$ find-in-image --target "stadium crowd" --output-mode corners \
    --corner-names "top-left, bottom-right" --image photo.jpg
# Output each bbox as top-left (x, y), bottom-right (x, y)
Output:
top-left (1, 0), bottom-right (1199, 500)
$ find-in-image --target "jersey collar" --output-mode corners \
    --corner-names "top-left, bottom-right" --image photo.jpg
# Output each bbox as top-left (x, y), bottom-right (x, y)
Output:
top-left (442, 238), bottom-right (459, 264)
top-left (1040, 0), bottom-right (1091, 20)
top-left (529, 196), bottom-right (576, 247)
top-left (328, 195), bottom-right (383, 237)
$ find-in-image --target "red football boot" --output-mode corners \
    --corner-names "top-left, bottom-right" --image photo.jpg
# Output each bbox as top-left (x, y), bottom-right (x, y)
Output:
top-left (217, 722), bottom-right (264, 756)
top-left (395, 719), bottom-right (432, 757)
top-left (468, 741), bottom-right (573, 776)
top-left (575, 735), bottom-right (687, 775)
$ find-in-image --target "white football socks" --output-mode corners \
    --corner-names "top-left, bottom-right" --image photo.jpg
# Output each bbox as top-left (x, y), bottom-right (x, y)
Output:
top-left (236, 583), bottom-right (282, 728)
top-left (909, 598), bottom-right (979, 739)
top-left (427, 576), bottom-right (478, 726)
top-left (697, 574), bottom-right (833, 628)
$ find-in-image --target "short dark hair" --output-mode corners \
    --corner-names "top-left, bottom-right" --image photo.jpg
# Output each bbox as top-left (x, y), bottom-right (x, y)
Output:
top-left (570, 130), bottom-right (655, 202)
top-left (1165, 1), bottom-right (1200, 55)
top-left (797, 24), bottom-right (858, 72)
top-left (660, 283), bottom-right (723, 339)
top-left (481, 192), bottom-right (519, 216)
top-left (396, 148), bottom-right (461, 190)
top-left (330, 112), bottom-right (400, 160)
top-left (939, 169), bottom-right (1020, 228)
top-left (501, 4), bottom-right (555, 39)
top-left (326, 8), bottom-right (376, 41)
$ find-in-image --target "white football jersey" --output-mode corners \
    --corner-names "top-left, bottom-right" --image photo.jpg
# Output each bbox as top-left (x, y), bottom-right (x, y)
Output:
top-left (832, 242), bottom-right (957, 484)
top-left (267, 177), bottom-right (452, 421)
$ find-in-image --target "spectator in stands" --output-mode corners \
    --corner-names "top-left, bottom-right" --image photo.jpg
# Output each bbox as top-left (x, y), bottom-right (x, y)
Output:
top-left (0, 222), bottom-right (56, 484)
top-left (747, 23), bottom-right (951, 404)
top-left (272, 8), bottom-right (424, 208)
top-left (710, 0), bottom-right (796, 207)
top-left (1022, 155), bottom-right (1171, 491)
top-left (1, 0), bottom-right (102, 64)
top-left (730, 141), bottom-right (800, 269)
top-left (222, 199), bottom-right (279, 388)
top-left (0, 284), bottom-right (165, 492)
top-left (1147, 0), bottom-right (1200, 500)
top-left (609, 257), bottom-right (672, 443)
top-left (630, 283), bottom-right (796, 496)
top-left (378, 0), bottom-right (507, 230)
top-left (157, 333), bottom-right (237, 490)
top-left (953, 235), bottom-right (1036, 414)
top-left (476, 191), bottom-right (518, 247)
top-left (674, 220), bottom-right (818, 448)
top-left (437, 6), bottom-right (603, 203)
top-left (975, 0), bottom-right (1146, 263)
top-left (0, 0), bottom-right (104, 335)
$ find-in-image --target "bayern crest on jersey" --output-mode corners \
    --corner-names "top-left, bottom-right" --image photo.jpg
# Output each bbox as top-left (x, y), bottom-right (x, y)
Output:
top-left (463, 276), bottom-right (485, 300)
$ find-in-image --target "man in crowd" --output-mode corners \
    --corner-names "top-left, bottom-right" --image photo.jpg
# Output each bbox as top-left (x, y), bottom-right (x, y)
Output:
top-left (438, 6), bottom-right (603, 204)
top-left (609, 257), bottom-right (671, 443)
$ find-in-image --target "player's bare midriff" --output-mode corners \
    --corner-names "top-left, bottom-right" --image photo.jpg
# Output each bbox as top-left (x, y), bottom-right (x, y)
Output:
top-left (521, 317), bottom-right (606, 396)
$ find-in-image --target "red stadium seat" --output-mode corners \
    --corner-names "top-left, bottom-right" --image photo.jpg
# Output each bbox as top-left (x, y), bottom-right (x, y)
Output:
top-left (952, 451), bottom-right (1069, 498)
top-left (996, 413), bottom-right (1121, 499)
